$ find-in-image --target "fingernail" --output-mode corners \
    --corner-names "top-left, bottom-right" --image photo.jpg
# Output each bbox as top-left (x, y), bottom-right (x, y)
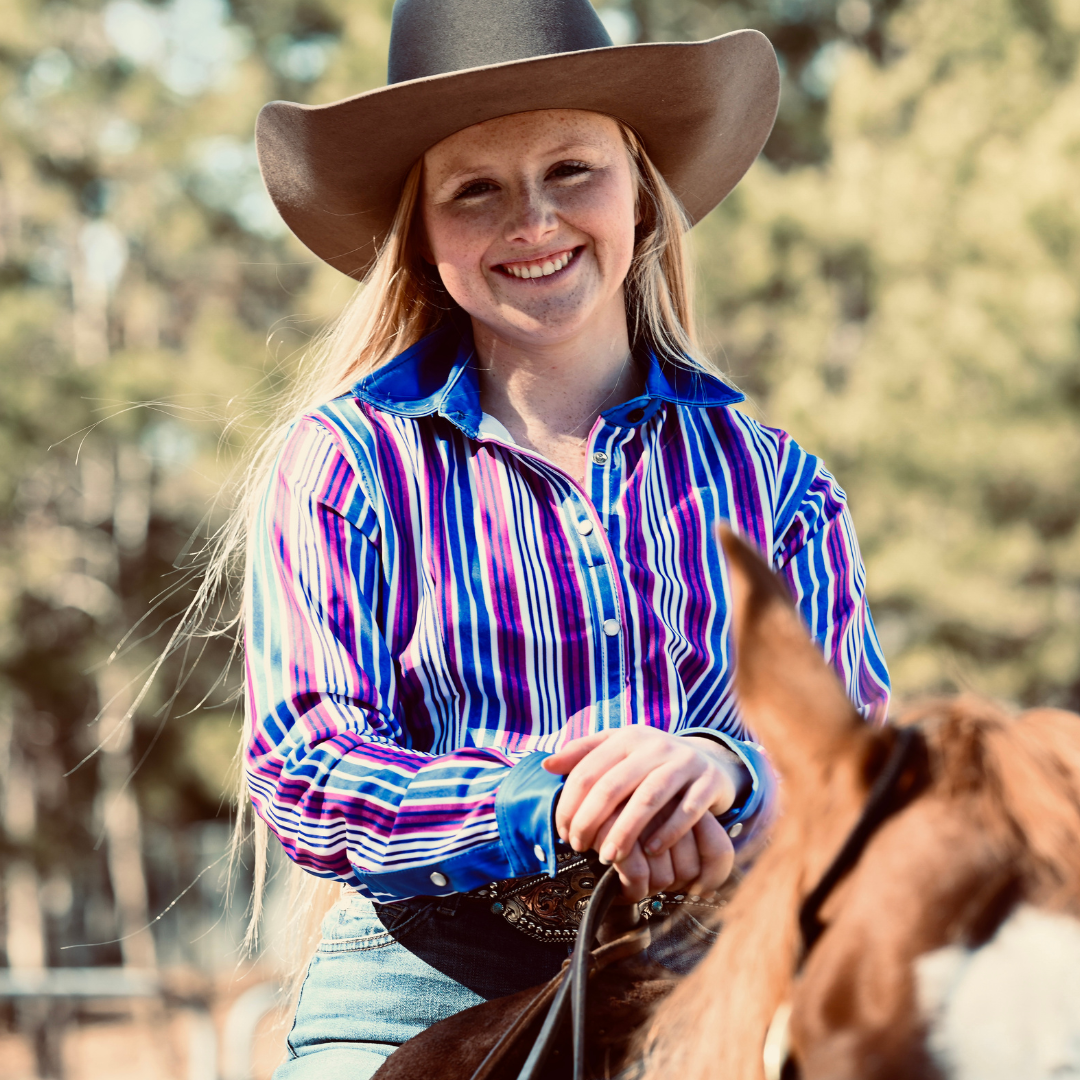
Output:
top-left (599, 844), bottom-right (617, 864)
top-left (645, 838), bottom-right (662, 855)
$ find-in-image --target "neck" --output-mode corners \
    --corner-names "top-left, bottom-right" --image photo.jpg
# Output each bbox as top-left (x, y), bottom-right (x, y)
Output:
top-left (471, 297), bottom-right (642, 478)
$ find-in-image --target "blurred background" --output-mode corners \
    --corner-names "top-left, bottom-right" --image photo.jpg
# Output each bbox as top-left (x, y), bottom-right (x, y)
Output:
top-left (0, 0), bottom-right (1077, 1075)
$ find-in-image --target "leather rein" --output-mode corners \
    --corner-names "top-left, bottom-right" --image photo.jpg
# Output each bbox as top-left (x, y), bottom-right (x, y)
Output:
top-left (479, 725), bottom-right (930, 1080)
top-left (798, 725), bottom-right (930, 959)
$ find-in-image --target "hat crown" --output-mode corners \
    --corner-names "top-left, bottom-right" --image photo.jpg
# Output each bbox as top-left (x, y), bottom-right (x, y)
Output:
top-left (388, 0), bottom-right (614, 84)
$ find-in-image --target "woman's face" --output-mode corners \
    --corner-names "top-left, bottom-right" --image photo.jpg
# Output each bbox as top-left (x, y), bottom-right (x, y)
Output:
top-left (420, 109), bottom-right (638, 349)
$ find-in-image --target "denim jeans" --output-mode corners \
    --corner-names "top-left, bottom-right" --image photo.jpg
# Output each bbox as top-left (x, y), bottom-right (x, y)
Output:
top-left (274, 887), bottom-right (718, 1080)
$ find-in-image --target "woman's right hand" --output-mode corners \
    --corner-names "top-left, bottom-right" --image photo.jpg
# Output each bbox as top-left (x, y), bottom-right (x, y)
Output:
top-left (591, 805), bottom-right (734, 902)
top-left (545, 727), bottom-right (739, 902)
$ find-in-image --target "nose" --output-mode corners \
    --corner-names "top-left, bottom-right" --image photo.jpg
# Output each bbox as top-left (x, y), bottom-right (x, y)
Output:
top-left (505, 180), bottom-right (558, 246)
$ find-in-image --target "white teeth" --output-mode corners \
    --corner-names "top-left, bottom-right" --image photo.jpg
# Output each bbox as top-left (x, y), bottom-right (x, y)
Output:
top-left (504, 250), bottom-right (574, 278)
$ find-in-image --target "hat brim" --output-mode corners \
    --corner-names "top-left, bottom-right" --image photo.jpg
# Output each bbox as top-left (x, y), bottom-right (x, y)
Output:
top-left (256, 30), bottom-right (779, 279)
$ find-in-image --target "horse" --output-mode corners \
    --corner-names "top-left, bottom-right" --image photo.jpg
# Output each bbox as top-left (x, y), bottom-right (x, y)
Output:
top-left (374, 529), bottom-right (1080, 1080)
top-left (639, 529), bottom-right (1080, 1080)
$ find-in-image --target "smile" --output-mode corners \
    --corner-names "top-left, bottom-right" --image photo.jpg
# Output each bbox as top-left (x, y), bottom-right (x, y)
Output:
top-left (496, 247), bottom-right (580, 280)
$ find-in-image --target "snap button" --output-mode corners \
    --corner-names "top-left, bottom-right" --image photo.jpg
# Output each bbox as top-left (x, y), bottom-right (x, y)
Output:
top-left (576, 519), bottom-right (594, 536)
top-left (429, 871), bottom-right (448, 887)
top-left (533, 843), bottom-right (547, 863)
top-left (727, 822), bottom-right (743, 838)
top-left (602, 618), bottom-right (620, 637)
top-left (591, 451), bottom-right (608, 465)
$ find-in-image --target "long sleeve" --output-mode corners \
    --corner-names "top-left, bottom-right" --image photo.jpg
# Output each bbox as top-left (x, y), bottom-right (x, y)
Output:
top-left (676, 426), bottom-right (890, 850)
top-left (244, 417), bottom-right (563, 901)
top-left (773, 440), bottom-right (891, 721)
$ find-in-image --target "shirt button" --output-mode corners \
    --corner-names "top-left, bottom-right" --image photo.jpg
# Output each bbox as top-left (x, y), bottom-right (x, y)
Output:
top-left (727, 822), bottom-right (743, 838)
top-left (591, 451), bottom-right (609, 465)
top-left (533, 844), bottom-right (547, 863)
top-left (429, 871), bottom-right (448, 887)
top-left (576, 519), bottom-right (594, 536)
top-left (602, 618), bottom-right (620, 637)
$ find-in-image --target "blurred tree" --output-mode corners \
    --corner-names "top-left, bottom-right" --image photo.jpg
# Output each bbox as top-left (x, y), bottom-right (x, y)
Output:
top-left (0, 0), bottom-right (379, 975)
top-left (2, 0), bottom-right (891, 985)
top-left (2, 0), bottom-right (1074, 1019)
top-left (597, 0), bottom-right (906, 165)
top-left (693, 0), bottom-right (1080, 708)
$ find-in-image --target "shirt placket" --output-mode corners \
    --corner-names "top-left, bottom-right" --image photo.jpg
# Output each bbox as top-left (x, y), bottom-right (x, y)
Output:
top-left (572, 419), bottom-right (631, 727)
top-left (468, 420), bottom-right (635, 732)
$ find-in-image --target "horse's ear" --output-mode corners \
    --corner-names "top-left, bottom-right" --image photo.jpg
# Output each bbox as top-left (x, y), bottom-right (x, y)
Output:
top-left (720, 526), bottom-right (865, 792)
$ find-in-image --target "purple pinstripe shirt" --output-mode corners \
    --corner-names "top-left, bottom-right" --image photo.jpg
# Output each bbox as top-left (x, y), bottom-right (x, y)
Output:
top-left (245, 323), bottom-right (890, 901)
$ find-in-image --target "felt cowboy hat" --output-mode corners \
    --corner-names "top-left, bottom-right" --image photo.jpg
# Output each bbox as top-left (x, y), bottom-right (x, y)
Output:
top-left (256, 0), bottom-right (780, 280)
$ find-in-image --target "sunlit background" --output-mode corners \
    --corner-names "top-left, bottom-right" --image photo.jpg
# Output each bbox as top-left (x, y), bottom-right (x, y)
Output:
top-left (1, 0), bottom-right (1078, 1075)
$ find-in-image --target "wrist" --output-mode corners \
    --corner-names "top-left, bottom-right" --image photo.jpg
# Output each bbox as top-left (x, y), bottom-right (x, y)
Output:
top-left (682, 734), bottom-right (753, 813)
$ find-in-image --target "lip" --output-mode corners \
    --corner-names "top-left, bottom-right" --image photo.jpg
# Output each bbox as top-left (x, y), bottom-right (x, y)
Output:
top-left (493, 246), bottom-right (582, 281)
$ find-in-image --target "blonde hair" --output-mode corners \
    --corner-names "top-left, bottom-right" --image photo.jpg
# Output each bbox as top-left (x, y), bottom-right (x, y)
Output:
top-left (188, 117), bottom-right (721, 973)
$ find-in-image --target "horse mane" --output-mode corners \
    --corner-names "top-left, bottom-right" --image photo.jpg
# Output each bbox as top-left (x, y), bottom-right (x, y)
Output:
top-left (916, 697), bottom-right (1080, 914)
top-left (637, 695), bottom-right (1080, 1080)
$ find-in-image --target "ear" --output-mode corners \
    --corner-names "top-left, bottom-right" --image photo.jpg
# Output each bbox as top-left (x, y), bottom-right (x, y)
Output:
top-left (720, 526), bottom-right (866, 793)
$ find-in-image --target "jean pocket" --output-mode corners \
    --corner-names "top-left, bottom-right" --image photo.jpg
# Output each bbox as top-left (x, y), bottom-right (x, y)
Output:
top-left (317, 890), bottom-right (432, 954)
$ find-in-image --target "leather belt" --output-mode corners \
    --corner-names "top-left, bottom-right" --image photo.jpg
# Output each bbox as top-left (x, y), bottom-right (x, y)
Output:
top-left (465, 850), bottom-right (728, 942)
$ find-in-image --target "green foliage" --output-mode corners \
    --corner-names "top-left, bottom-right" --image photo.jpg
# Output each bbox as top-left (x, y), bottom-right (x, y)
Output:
top-left (0, 0), bottom-right (1076, 968)
top-left (695, 0), bottom-right (1080, 706)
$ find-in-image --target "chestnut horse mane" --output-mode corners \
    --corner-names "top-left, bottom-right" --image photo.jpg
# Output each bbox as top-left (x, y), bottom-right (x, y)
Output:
top-left (637, 695), bottom-right (1080, 1080)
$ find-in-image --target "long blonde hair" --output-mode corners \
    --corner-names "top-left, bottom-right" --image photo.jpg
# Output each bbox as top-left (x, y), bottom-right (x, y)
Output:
top-left (190, 116), bottom-right (721, 968)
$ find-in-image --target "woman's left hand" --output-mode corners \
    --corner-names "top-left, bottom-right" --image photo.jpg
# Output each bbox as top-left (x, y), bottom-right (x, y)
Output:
top-left (542, 728), bottom-right (743, 897)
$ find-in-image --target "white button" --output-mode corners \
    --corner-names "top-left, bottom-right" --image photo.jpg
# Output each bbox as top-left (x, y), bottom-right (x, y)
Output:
top-left (591, 451), bottom-right (609, 465)
top-left (429, 871), bottom-right (448, 887)
top-left (576, 519), bottom-right (594, 536)
top-left (533, 844), bottom-right (547, 863)
top-left (602, 619), bottom-right (620, 637)
top-left (727, 822), bottom-right (743, 838)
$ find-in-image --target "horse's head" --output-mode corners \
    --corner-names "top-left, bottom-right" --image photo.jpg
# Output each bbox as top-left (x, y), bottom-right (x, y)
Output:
top-left (641, 529), bottom-right (1080, 1080)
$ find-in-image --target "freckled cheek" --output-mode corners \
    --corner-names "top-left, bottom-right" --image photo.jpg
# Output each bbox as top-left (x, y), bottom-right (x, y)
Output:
top-left (555, 192), bottom-right (636, 268)
top-left (425, 219), bottom-right (499, 295)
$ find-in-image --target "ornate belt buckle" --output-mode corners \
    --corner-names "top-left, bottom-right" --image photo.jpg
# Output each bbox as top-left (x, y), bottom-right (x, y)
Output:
top-left (470, 851), bottom-right (599, 942)
top-left (470, 851), bottom-right (730, 942)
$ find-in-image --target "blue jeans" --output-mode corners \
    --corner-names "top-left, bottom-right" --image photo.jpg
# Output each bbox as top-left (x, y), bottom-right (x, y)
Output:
top-left (274, 888), bottom-right (718, 1080)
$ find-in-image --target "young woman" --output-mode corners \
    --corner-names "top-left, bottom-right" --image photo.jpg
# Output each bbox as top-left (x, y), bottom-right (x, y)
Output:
top-left (243, 1), bottom-right (890, 1076)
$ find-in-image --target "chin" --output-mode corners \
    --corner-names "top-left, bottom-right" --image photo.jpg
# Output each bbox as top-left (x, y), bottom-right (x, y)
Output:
top-left (484, 306), bottom-right (598, 345)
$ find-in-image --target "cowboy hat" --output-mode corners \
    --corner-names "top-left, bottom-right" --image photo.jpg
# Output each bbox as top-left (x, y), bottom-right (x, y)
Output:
top-left (256, 0), bottom-right (780, 279)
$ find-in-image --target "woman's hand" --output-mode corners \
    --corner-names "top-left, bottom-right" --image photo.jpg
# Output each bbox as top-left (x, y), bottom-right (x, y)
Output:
top-left (590, 808), bottom-right (734, 901)
top-left (543, 728), bottom-right (742, 901)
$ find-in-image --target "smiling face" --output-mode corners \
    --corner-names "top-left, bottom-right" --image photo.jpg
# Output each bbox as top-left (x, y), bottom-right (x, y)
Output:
top-left (420, 109), bottom-right (638, 351)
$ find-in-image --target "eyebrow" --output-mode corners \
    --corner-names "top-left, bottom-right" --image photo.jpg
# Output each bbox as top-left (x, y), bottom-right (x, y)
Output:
top-left (431, 141), bottom-right (605, 188)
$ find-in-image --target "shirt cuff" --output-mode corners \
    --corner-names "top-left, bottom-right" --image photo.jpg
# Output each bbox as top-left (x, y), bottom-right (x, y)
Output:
top-left (350, 752), bottom-right (565, 901)
top-left (679, 728), bottom-right (775, 846)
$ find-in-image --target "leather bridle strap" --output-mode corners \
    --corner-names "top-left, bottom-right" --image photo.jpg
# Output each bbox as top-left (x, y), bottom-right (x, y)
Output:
top-left (514, 864), bottom-right (622, 1080)
top-left (798, 726), bottom-right (929, 958)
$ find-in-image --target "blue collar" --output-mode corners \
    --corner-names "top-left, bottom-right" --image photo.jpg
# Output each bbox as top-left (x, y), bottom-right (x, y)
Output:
top-left (352, 321), bottom-right (744, 437)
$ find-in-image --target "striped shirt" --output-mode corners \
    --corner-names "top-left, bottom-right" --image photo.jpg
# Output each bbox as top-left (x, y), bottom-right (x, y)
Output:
top-left (245, 322), bottom-right (890, 902)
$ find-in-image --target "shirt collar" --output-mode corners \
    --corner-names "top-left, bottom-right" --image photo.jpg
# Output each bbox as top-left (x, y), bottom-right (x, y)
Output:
top-left (352, 320), bottom-right (744, 437)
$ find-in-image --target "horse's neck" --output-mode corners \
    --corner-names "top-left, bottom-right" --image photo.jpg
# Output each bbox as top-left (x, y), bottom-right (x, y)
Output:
top-left (916, 904), bottom-right (1080, 1079)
